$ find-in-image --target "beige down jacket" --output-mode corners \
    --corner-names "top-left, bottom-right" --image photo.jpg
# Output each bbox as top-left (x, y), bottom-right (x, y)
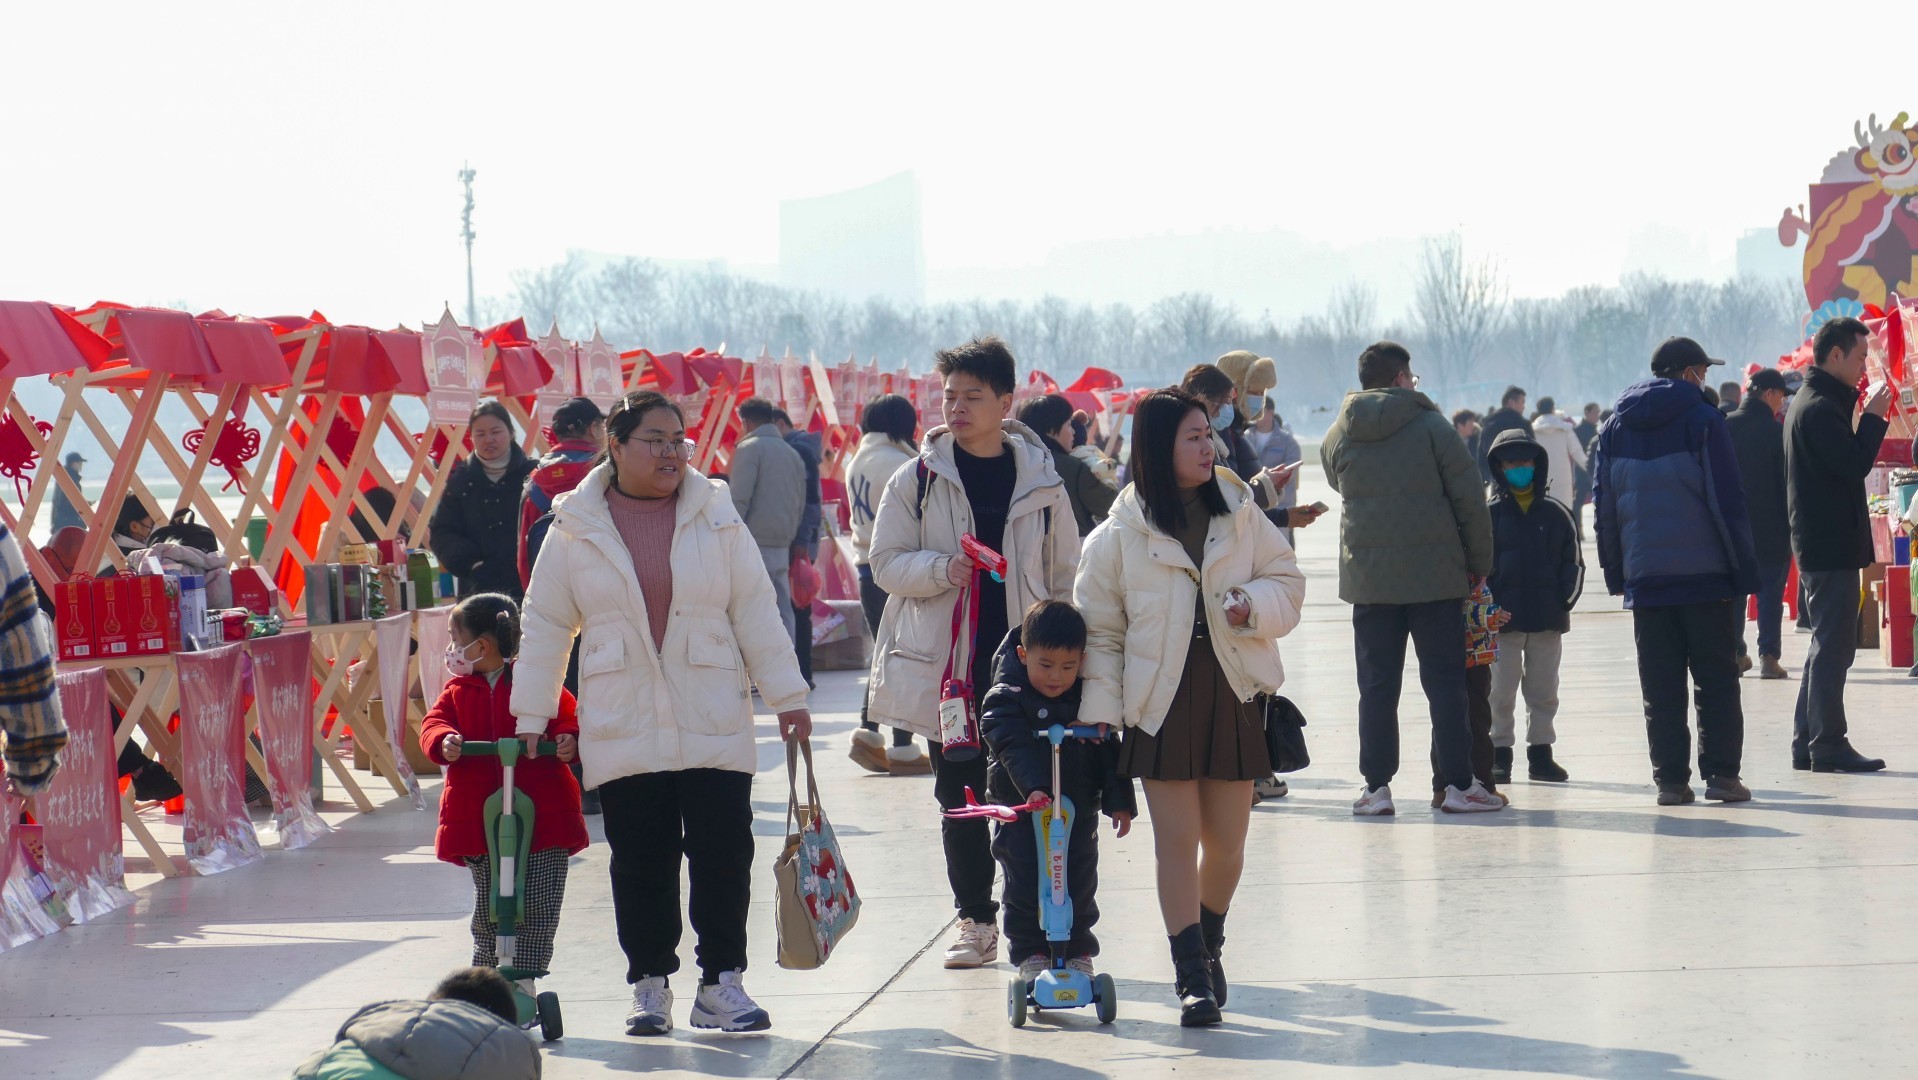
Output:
top-left (1075, 468), bottom-right (1306, 735)
top-left (511, 464), bottom-right (809, 787)
top-left (866, 421), bottom-right (1080, 739)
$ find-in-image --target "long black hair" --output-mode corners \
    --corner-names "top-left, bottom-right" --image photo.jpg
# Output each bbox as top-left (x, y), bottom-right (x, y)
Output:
top-left (602, 389), bottom-right (686, 482)
top-left (451, 592), bottom-right (521, 659)
top-left (1128, 388), bottom-right (1227, 537)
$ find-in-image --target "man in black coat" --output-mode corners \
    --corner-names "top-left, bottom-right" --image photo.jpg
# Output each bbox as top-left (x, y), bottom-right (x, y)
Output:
top-left (1483, 430), bottom-right (1583, 783)
top-left (1477, 386), bottom-right (1534, 481)
top-left (1728, 369), bottom-right (1795, 680)
top-left (1784, 317), bottom-right (1894, 772)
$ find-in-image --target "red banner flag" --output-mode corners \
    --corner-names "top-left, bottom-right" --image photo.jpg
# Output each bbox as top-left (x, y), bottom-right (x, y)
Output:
top-left (252, 633), bottom-right (330, 849)
top-left (177, 645), bottom-right (264, 875)
top-left (35, 670), bottom-right (132, 921)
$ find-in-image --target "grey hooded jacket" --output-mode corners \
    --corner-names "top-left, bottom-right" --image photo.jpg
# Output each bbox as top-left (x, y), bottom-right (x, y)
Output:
top-left (291, 999), bottom-right (540, 1080)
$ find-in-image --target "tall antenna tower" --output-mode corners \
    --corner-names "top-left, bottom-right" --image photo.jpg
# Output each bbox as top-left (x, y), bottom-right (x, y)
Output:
top-left (458, 163), bottom-right (477, 325)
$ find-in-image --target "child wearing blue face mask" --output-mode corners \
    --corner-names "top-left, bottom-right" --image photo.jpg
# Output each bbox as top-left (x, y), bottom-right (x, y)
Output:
top-left (420, 592), bottom-right (587, 1000)
top-left (1481, 432), bottom-right (1584, 784)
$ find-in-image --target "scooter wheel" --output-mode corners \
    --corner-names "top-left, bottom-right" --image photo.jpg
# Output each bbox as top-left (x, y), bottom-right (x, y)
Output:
top-left (536, 991), bottom-right (564, 1041)
top-left (1093, 973), bottom-right (1118, 1024)
top-left (1007, 977), bottom-right (1028, 1028)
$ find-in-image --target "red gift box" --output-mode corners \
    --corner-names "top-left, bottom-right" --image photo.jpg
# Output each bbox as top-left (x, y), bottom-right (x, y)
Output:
top-left (1886, 565), bottom-right (1912, 621)
top-left (231, 565), bottom-right (279, 616)
top-left (53, 576), bottom-right (96, 661)
top-left (93, 577), bottom-right (136, 658)
top-left (375, 539), bottom-right (406, 565)
top-left (124, 575), bottom-right (181, 657)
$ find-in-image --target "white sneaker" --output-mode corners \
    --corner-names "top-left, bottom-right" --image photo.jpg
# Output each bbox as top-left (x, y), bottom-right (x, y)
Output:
top-left (943, 918), bottom-right (999, 968)
top-left (1018, 954), bottom-right (1049, 980)
top-left (625, 976), bottom-right (673, 1036)
top-left (1252, 775), bottom-right (1288, 804)
top-left (1066, 955), bottom-right (1096, 977)
top-left (1352, 785), bottom-right (1395, 816)
top-left (690, 970), bottom-right (771, 1032)
top-left (1440, 780), bottom-right (1506, 814)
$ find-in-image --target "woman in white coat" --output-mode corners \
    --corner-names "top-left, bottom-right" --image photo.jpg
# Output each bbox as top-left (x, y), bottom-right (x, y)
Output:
top-left (1076, 387), bottom-right (1305, 1027)
top-left (843, 393), bottom-right (930, 775)
top-left (512, 390), bottom-right (812, 1039)
top-left (1529, 397), bottom-right (1589, 518)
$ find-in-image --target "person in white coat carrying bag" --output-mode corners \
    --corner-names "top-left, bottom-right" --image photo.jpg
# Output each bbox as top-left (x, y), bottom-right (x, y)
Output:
top-left (511, 390), bottom-right (813, 1040)
top-left (1075, 387), bottom-right (1306, 1027)
top-left (866, 337), bottom-right (1079, 971)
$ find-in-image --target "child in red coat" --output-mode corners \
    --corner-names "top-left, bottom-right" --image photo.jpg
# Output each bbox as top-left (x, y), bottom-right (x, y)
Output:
top-left (420, 593), bottom-right (587, 996)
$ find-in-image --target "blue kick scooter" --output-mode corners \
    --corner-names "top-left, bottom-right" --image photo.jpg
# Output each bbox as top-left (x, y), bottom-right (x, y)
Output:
top-left (1007, 724), bottom-right (1118, 1027)
top-left (459, 739), bottom-right (564, 1042)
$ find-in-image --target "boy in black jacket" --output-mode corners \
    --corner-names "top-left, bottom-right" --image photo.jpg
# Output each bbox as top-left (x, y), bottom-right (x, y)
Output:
top-left (981, 601), bottom-right (1136, 980)
top-left (1484, 429), bottom-right (1584, 783)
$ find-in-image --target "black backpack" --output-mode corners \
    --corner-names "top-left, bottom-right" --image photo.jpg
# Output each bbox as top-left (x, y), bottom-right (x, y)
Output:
top-left (148, 509), bottom-right (220, 554)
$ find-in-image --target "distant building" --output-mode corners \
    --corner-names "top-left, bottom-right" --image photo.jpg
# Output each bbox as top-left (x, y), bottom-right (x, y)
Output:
top-left (1736, 226), bottom-right (1803, 284)
top-left (780, 171), bottom-right (926, 306)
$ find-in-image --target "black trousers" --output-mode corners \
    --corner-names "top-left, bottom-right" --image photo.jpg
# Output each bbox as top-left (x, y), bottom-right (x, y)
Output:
top-left (1354, 600), bottom-right (1474, 791)
top-left (992, 795), bottom-right (1101, 960)
top-left (929, 740), bottom-right (999, 925)
top-left (1432, 663), bottom-right (1496, 793)
top-left (598, 768), bottom-right (754, 985)
top-left (858, 566), bottom-right (914, 746)
top-left (1794, 568), bottom-right (1860, 760)
top-left (1631, 602), bottom-right (1744, 785)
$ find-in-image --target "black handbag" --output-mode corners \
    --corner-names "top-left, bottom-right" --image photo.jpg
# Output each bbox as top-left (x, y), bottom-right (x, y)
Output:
top-left (1262, 694), bottom-right (1310, 774)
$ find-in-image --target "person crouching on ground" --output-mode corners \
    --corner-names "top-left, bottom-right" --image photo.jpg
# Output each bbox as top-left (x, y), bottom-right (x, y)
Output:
top-left (1483, 431), bottom-right (1583, 784)
top-left (293, 967), bottom-right (541, 1080)
top-left (421, 593), bottom-right (587, 1003)
top-left (981, 600), bottom-right (1135, 984)
top-left (1076, 387), bottom-right (1306, 1026)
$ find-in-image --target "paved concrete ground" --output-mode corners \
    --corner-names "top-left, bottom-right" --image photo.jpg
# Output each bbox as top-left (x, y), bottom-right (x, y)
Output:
top-left (4, 467), bottom-right (1916, 1078)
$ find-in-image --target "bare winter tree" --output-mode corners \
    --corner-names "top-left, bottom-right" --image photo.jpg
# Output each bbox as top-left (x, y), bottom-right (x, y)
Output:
top-left (589, 257), bottom-right (667, 347)
top-left (510, 251), bottom-right (589, 335)
top-left (1506, 298), bottom-right (1570, 396)
top-left (1414, 234), bottom-right (1509, 396)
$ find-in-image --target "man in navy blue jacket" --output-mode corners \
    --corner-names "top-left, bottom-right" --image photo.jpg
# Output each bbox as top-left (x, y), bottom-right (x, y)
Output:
top-left (1593, 337), bottom-right (1760, 806)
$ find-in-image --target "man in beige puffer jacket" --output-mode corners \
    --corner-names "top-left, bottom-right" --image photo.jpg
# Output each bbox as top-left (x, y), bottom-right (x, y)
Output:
top-left (865, 337), bottom-right (1078, 971)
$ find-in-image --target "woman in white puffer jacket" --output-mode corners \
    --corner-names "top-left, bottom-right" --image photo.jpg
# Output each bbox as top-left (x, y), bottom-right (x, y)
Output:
top-left (1075, 387), bottom-right (1305, 1027)
top-left (512, 390), bottom-right (811, 1038)
top-left (1529, 398), bottom-right (1588, 515)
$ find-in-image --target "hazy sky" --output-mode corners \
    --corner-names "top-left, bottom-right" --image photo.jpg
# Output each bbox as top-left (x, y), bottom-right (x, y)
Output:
top-left (2, 1), bottom-right (1899, 329)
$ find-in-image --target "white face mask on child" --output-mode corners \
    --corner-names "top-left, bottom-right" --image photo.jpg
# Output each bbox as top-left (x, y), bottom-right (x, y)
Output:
top-left (445, 640), bottom-right (482, 677)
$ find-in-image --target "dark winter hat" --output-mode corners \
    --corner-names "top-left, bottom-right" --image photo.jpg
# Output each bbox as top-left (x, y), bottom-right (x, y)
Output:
top-left (1747, 368), bottom-right (1792, 395)
top-left (1650, 337), bottom-right (1725, 376)
top-left (550, 397), bottom-right (605, 436)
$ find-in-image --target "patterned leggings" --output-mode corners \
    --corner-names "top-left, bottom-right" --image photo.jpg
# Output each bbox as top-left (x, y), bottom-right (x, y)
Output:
top-left (465, 848), bottom-right (570, 975)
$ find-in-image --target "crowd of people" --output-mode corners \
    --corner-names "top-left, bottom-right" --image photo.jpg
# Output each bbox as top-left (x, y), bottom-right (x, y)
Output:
top-left (0, 317), bottom-right (1901, 1061)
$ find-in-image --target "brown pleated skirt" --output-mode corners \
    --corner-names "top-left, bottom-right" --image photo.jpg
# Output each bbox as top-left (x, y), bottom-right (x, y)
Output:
top-left (1118, 629), bottom-right (1272, 782)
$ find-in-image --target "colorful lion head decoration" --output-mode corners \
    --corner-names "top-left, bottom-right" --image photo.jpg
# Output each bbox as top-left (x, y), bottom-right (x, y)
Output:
top-left (1781, 112), bottom-right (1918, 314)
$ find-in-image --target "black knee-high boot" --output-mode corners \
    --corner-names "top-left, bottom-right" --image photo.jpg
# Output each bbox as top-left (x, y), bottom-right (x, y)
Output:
top-left (1168, 924), bottom-right (1221, 1027)
top-left (1200, 906), bottom-right (1228, 1007)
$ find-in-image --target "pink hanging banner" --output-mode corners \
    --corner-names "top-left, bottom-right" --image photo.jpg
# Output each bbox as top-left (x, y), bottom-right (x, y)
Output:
top-left (376, 613), bottom-right (424, 810)
top-left (34, 670), bottom-right (132, 921)
top-left (176, 644), bottom-right (264, 875)
top-left (252, 632), bottom-right (331, 849)
top-left (415, 607), bottom-right (452, 709)
top-left (0, 788), bottom-right (61, 950)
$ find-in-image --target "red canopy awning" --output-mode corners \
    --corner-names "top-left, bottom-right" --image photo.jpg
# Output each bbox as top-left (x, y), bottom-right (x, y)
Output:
top-left (0, 301), bottom-right (112, 377)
